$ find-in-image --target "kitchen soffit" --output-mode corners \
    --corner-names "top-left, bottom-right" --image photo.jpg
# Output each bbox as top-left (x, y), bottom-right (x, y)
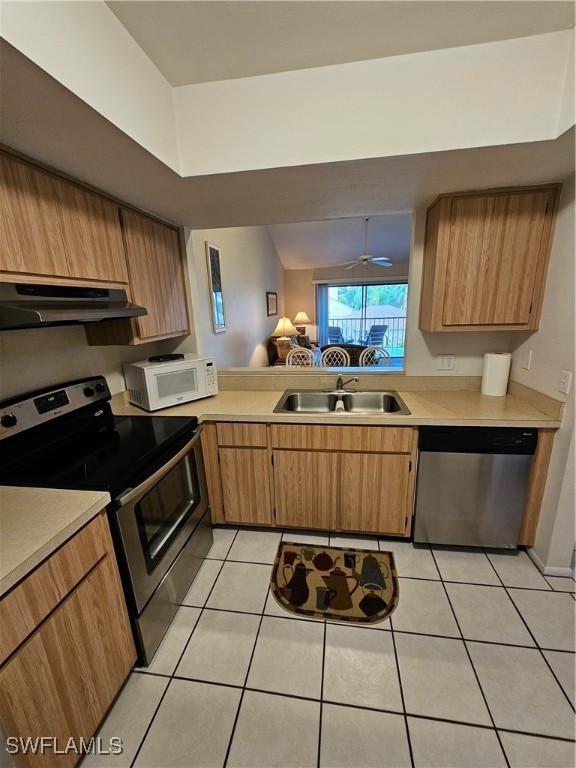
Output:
top-left (105, 1), bottom-right (575, 86)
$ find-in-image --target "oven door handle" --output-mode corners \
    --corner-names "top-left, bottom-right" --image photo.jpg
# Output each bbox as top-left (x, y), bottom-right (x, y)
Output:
top-left (116, 427), bottom-right (202, 507)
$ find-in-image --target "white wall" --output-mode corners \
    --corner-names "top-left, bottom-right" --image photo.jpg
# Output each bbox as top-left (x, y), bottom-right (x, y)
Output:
top-left (510, 178), bottom-right (575, 571)
top-left (174, 30), bottom-right (573, 176)
top-left (284, 270), bottom-right (316, 339)
top-left (3, 3), bottom-right (573, 178)
top-left (0, 326), bottom-right (170, 400)
top-left (184, 226), bottom-right (284, 367)
top-left (1, 0), bottom-right (180, 171)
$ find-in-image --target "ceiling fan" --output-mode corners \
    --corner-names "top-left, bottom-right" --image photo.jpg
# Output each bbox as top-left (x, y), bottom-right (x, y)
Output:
top-left (339, 217), bottom-right (392, 269)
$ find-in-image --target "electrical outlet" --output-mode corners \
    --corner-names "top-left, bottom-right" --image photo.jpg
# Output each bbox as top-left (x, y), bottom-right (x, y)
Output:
top-left (437, 354), bottom-right (455, 370)
top-left (521, 349), bottom-right (533, 370)
top-left (559, 370), bottom-right (573, 395)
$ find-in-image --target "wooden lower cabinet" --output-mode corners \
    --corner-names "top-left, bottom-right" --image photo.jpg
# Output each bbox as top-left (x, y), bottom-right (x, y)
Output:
top-left (0, 515), bottom-right (136, 768)
top-left (274, 450), bottom-right (338, 529)
top-left (207, 422), bottom-right (417, 536)
top-left (340, 453), bottom-right (412, 536)
top-left (219, 447), bottom-right (272, 525)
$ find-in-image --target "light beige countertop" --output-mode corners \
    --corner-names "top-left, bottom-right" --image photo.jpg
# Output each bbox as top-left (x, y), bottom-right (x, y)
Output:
top-left (110, 388), bottom-right (561, 428)
top-left (0, 486), bottom-right (110, 597)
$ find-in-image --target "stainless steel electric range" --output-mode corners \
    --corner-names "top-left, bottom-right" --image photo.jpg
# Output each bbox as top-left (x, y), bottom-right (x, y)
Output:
top-left (0, 375), bottom-right (213, 665)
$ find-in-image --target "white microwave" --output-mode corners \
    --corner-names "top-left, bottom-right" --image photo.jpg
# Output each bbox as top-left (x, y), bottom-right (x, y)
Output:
top-left (123, 354), bottom-right (218, 411)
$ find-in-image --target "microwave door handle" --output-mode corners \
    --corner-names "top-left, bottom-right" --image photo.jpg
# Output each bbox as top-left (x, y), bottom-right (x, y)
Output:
top-left (116, 428), bottom-right (202, 507)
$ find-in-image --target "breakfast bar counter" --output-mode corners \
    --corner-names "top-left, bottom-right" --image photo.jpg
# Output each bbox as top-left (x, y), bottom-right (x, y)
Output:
top-left (110, 388), bottom-right (562, 428)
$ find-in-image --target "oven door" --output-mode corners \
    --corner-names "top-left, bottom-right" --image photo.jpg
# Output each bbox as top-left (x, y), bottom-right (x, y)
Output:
top-left (112, 428), bottom-right (208, 614)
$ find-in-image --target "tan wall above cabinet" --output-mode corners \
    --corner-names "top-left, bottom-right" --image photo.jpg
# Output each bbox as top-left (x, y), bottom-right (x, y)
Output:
top-left (0, 147), bottom-right (190, 345)
top-left (419, 184), bottom-right (560, 332)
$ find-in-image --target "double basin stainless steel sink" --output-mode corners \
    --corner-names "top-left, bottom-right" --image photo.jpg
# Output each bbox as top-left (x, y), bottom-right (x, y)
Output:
top-left (273, 389), bottom-right (410, 415)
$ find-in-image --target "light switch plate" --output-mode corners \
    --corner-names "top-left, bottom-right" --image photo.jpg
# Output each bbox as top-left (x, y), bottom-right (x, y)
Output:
top-left (437, 354), bottom-right (455, 370)
top-left (559, 370), bottom-right (573, 395)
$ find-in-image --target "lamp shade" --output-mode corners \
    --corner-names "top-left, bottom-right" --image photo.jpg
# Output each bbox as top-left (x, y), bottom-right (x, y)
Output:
top-left (272, 316), bottom-right (298, 338)
top-left (293, 311), bottom-right (311, 325)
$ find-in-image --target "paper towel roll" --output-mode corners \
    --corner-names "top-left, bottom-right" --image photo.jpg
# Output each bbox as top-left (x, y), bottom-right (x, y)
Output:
top-left (481, 353), bottom-right (512, 396)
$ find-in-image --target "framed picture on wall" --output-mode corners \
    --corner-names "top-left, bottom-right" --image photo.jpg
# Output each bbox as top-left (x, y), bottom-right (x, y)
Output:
top-left (206, 242), bottom-right (226, 333)
top-left (266, 292), bottom-right (278, 316)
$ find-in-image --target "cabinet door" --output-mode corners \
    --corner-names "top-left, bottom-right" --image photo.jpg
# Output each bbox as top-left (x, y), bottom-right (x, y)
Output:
top-left (0, 156), bottom-right (70, 277)
top-left (0, 555), bottom-right (135, 768)
top-left (51, 178), bottom-right (128, 283)
top-left (121, 209), bottom-right (189, 340)
top-left (274, 450), bottom-right (338, 530)
top-left (340, 453), bottom-right (410, 536)
top-left (219, 447), bottom-right (272, 525)
top-left (442, 191), bottom-right (552, 327)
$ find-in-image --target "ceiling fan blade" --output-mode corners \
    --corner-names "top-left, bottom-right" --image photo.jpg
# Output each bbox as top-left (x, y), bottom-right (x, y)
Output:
top-left (338, 259), bottom-right (359, 267)
top-left (371, 258), bottom-right (392, 265)
top-left (344, 262), bottom-right (358, 270)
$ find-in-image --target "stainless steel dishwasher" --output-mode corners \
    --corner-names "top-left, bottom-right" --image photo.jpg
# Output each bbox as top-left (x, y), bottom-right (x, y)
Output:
top-left (414, 427), bottom-right (538, 549)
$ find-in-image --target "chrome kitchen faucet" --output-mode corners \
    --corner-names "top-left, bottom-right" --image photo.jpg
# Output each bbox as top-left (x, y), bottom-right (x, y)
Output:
top-left (336, 375), bottom-right (359, 391)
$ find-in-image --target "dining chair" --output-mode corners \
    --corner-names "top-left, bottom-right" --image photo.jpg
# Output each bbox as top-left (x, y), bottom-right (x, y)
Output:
top-left (286, 347), bottom-right (316, 367)
top-left (320, 346), bottom-right (351, 367)
top-left (359, 346), bottom-right (391, 367)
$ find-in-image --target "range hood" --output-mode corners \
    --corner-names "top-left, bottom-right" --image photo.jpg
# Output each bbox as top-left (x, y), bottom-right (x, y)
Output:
top-left (0, 283), bottom-right (148, 330)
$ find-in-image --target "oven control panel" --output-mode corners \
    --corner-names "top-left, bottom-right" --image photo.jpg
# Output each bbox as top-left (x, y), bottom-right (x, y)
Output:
top-left (0, 376), bottom-right (111, 439)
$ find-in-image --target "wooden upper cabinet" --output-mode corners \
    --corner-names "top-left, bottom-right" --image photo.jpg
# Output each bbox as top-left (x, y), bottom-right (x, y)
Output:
top-left (121, 209), bottom-right (189, 341)
top-left (51, 177), bottom-right (128, 283)
top-left (0, 153), bottom-right (127, 284)
top-left (419, 185), bottom-right (560, 331)
top-left (0, 155), bottom-right (70, 278)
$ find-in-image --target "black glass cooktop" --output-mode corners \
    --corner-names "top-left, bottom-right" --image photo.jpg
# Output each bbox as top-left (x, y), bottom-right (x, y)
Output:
top-left (0, 407), bottom-right (198, 497)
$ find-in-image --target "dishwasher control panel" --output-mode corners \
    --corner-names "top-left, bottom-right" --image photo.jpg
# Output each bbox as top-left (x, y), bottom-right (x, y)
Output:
top-left (418, 427), bottom-right (538, 454)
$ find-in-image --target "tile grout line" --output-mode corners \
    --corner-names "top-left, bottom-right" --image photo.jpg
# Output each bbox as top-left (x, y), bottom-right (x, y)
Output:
top-left (222, 525), bottom-right (269, 768)
top-left (128, 675), bottom-right (173, 768)
top-left (391, 649), bottom-right (416, 767)
top-left (389, 600), bottom-right (416, 768)
top-left (482, 546), bottom-right (576, 713)
top-left (316, 620), bottom-right (327, 768)
top-left (129, 530), bottom-right (239, 768)
top-left (429, 547), bottom-right (512, 768)
top-left (126, 546), bottom-right (230, 767)
top-left (500, 590), bottom-right (576, 713)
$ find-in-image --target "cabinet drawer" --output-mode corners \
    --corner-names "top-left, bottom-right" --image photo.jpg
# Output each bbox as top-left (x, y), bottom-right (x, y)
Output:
top-left (217, 422), bottom-right (268, 447)
top-left (0, 514), bottom-right (110, 665)
top-left (270, 425), bottom-right (413, 453)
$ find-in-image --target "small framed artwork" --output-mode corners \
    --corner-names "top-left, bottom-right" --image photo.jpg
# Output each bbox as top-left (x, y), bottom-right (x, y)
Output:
top-left (206, 242), bottom-right (226, 333)
top-left (266, 291), bottom-right (278, 316)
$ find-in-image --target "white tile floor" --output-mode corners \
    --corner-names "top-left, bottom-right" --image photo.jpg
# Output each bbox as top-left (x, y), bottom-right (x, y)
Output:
top-left (85, 527), bottom-right (576, 768)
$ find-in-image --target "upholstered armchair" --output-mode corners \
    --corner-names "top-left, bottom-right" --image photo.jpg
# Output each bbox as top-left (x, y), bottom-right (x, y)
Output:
top-left (267, 335), bottom-right (317, 366)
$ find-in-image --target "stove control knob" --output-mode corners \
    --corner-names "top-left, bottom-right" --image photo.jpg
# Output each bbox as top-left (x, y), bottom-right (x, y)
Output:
top-left (95, 382), bottom-right (106, 394)
top-left (1, 413), bottom-right (17, 428)
top-left (83, 386), bottom-right (95, 397)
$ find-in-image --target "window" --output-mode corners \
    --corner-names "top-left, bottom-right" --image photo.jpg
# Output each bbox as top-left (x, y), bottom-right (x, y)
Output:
top-left (316, 282), bottom-right (408, 368)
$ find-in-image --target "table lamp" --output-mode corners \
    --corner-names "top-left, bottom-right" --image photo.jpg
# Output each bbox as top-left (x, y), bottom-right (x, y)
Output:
top-left (272, 316), bottom-right (298, 339)
top-left (293, 311), bottom-right (311, 334)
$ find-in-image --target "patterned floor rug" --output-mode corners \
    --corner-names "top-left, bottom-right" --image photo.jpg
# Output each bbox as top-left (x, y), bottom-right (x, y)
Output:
top-left (271, 542), bottom-right (399, 624)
